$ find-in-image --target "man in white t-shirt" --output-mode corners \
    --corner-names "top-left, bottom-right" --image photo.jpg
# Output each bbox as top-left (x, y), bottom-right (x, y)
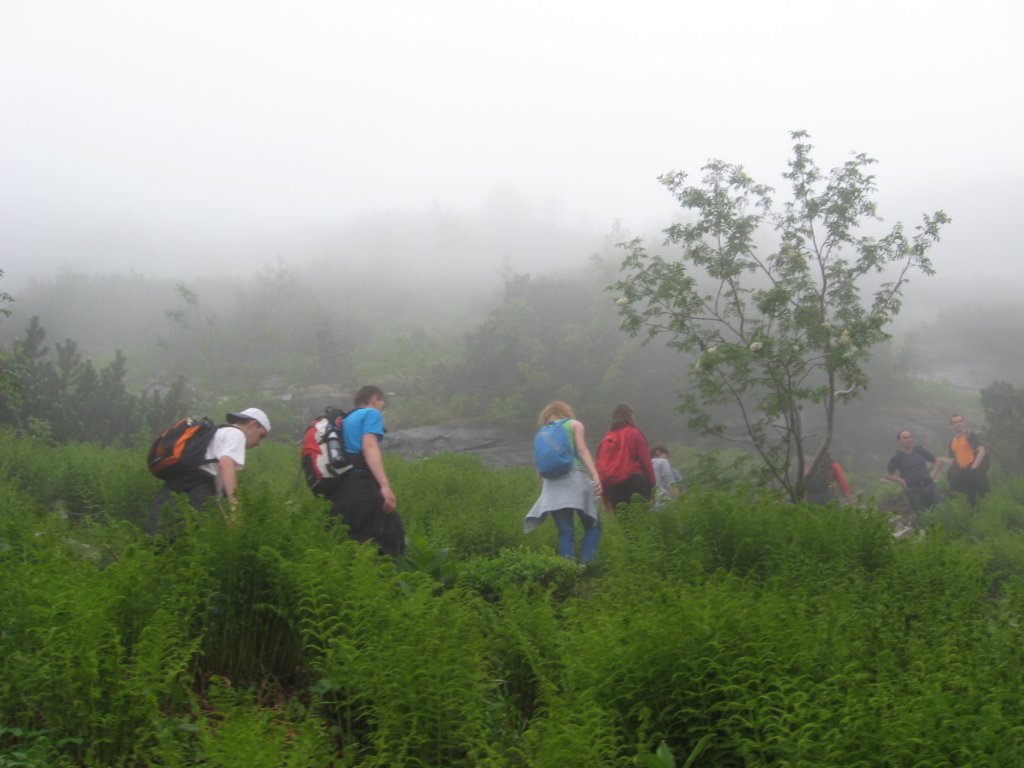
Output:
top-left (147, 407), bottom-right (270, 536)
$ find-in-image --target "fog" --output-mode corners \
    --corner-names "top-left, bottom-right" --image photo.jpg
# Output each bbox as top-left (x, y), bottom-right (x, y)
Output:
top-left (2, 0), bottom-right (1023, 475)
top-left (1, 0), bottom-right (1021, 297)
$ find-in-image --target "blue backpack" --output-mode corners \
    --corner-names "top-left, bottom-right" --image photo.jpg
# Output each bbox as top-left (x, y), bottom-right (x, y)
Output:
top-left (534, 418), bottom-right (576, 479)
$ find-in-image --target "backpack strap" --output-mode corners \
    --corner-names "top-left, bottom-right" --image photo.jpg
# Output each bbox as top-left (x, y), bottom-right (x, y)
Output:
top-left (561, 419), bottom-right (580, 462)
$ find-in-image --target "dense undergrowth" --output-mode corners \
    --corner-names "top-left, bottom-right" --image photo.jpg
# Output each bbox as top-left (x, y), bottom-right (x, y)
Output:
top-left (2, 429), bottom-right (1024, 766)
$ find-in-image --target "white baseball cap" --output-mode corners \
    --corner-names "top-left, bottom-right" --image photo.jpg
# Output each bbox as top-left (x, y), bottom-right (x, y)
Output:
top-left (226, 407), bottom-right (271, 433)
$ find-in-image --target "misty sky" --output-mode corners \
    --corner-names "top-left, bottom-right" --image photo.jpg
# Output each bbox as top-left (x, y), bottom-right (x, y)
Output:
top-left (1, 0), bottom-right (1022, 291)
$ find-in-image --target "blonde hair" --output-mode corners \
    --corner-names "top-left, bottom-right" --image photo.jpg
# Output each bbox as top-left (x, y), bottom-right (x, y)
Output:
top-left (538, 400), bottom-right (575, 426)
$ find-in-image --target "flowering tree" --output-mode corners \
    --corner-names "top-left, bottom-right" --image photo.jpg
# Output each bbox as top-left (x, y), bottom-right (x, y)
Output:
top-left (612, 132), bottom-right (949, 501)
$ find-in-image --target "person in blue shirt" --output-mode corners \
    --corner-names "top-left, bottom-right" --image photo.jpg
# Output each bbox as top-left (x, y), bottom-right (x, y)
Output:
top-left (885, 429), bottom-right (942, 520)
top-left (326, 384), bottom-right (405, 557)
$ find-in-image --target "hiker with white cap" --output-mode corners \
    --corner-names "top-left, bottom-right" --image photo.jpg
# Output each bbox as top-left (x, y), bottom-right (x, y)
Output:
top-left (146, 407), bottom-right (271, 535)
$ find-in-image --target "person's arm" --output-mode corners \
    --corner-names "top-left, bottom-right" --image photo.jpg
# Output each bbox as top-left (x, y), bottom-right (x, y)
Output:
top-left (832, 463), bottom-right (853, 502)
top-left (972, 445), bottom-right (987, 470)
top-left (884, 472), bottom-right (906, 488)
top-left (920, 448), bottom-right (941, 480)
top-left (213, 426), bottom-right (247, 513)
top-left (671, 466), bottom-right (686, 493)
top-left (634, 430), bottom-right (656, 486)
top-left (593, 438), bottom-right (614, 511)
top-left (921, 448), bottom-right (942, 479)
top-left (969, 434), bottom-right (987, 470)
top-left (884, 456), bottom-right (906, 488)
top-left (362, 432), bottom-right (396, 513)
top-left (572, 420), bottom-right (602, 499)
top-left (218, 455), bottom-right (240, 510)
top-left (663, 463), bottom-right (680, 497)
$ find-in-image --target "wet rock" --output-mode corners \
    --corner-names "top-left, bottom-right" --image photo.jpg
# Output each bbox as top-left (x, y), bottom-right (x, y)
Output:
top-left (386, 423), bottom-right (534, 468)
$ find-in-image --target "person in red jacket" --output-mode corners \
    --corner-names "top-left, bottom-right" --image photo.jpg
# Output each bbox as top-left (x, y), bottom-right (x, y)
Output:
top-left (803, 452), bottom-right (853, 505)
top-left (596, 403), bottom-right (656, 509)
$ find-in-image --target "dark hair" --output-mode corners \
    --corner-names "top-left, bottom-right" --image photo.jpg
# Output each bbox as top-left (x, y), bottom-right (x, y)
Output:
top-left (354, 385), bottom-right (385, 407)
top-left (650, 444), bottom-right (669, 458)
top-left (610, 403), bottom-right (636, 430)
top-left (897, 430), bottom-right (911, 440)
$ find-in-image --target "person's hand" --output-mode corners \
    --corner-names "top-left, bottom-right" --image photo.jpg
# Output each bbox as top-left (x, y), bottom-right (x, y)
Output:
top-left (380, 485), bottom-right (397, 514)
top-left (223, 497), bottom-right (239, 526)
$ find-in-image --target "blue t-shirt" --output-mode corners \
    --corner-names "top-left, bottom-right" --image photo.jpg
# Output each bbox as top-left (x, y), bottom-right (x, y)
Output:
top-left (343, 407), bottom-right (385, 455)
top-left (887, 446), bottom-right (936, 485)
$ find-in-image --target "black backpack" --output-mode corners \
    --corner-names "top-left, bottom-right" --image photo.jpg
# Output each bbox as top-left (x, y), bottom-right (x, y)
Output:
top-left (806, 461), bottom-right (832, 495)
top-left (147, 417), bottom-right (220, 481)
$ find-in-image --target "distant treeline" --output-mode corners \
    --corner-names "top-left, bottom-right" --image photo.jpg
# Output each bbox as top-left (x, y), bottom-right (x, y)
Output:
top-left (2, 262), bottom-right (1023, 479)
top-left (0, 260), bottom-right (693, 438)
top-left (0, 316), bottom-right (186, 445)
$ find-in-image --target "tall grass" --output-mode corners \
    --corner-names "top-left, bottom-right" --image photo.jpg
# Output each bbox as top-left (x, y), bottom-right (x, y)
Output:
top-left (2, 428), bottom-right (1024, 765)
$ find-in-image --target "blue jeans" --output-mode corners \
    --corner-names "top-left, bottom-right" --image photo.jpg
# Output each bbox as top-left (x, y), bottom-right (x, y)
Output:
top-left (551, 508), bottom-right (600, 562)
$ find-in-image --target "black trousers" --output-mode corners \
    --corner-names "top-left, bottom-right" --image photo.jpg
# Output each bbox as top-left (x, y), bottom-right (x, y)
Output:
top-left (326, 473), bottom-right (406, 558)
top-left (948, 465), bottom-right (990, 509)
top-left (147, 472), bottom-right (217, 537)
top-left (606, 472), bottom-right (653, 509)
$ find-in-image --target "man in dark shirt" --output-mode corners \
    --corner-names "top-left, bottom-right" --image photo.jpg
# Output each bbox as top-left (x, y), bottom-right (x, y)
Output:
top-left (885, 429), bottom-right (942, 518)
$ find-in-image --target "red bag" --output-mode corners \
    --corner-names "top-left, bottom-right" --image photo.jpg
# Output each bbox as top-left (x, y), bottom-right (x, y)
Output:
top-left (596, 429), bottom-right (635, 486)
top-left (300, 407), bottom-right (352, 497)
